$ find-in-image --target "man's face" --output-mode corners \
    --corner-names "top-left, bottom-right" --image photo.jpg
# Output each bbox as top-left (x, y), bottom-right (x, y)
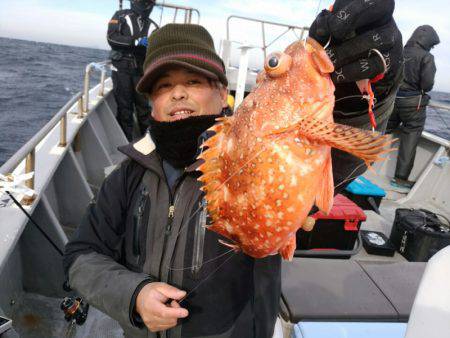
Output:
top-left (149, 67), bottom-right (228, 122)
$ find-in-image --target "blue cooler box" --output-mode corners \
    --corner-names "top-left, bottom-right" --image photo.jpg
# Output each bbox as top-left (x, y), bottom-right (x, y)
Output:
top-left (344, 176), bottom-right (386, 213)
top-left (293, 322), bottom-right (407, 338)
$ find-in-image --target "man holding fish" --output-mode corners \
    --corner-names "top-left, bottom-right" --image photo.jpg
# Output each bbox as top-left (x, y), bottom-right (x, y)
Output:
top-left (64, 1), bottom-right (403, 337)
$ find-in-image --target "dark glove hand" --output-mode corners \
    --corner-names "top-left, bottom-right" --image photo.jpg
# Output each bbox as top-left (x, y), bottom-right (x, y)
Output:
top-left (309, 0), bottom-right (402, 86)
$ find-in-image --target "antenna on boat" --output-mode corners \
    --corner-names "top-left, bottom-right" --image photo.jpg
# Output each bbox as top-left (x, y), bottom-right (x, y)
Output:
top-left (314, 0), bottom-right (323, 16)
top-left (119, 0), bottom-right (123, 10)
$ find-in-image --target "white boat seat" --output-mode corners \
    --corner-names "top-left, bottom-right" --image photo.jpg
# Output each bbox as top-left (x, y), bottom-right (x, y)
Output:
top-left (405, 246), bottom-right (450, 338)
top-left (280, 258), bottom-right (426, 322)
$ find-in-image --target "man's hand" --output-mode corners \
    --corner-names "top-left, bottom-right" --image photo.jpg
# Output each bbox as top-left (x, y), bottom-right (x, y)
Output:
top-left (136, 282), bottom-right (189, 332)
top-left (309, 0), bottom-right (402, 85)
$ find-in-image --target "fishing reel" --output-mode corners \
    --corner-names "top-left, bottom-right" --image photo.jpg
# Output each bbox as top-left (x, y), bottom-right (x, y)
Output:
top-left (60, 296), bottom-right (89, 325)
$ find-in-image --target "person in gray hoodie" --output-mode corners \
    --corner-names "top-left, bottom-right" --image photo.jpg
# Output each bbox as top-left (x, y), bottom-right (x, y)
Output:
top-left (387, 25), bottom-right (440, 189)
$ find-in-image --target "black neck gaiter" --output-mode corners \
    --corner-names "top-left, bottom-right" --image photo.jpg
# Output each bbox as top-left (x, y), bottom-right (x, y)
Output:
top-left (149, 114), bottom-right (220, 168)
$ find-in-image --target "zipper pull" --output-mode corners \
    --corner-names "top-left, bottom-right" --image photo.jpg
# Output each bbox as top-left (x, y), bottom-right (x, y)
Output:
top-left (168, 205), bottom-right (175, 218)
top-left (166, 205), bottom-right (175, 235)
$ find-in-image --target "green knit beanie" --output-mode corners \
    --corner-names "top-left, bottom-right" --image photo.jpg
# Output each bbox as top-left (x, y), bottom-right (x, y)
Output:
top-left (136, 23), bottom-right (227, 93)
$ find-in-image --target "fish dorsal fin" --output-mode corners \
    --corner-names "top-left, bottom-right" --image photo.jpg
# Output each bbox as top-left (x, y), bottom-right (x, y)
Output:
top-left (197, 116), bottom-right (234, 223)
top-left (306, 37), bottom-right (334, 74)
top-left (271, 116), bottom-right (394, 165)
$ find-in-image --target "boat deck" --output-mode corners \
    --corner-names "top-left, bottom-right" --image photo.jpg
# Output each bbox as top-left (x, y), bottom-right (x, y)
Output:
top-left (1, 51), bottom-right (448, 336)
top-left (9, 292), bottom-right (122, 338)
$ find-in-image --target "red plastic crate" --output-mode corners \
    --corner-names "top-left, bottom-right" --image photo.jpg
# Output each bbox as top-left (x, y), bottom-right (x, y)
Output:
top-left (296, 194), bottom-right (367, 251)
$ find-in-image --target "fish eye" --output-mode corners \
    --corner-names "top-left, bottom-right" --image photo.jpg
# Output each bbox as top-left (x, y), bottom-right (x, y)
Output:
top-left (264, 52), bottom-right (292, 77)
top-left (268, 56), bottom-right (279, 68)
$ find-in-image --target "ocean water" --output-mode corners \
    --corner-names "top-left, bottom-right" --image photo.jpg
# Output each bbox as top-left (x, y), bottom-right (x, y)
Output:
top-left (0, 37), bottom-right (450, 166)
top-left (0, 37), bottom-right (109, 166)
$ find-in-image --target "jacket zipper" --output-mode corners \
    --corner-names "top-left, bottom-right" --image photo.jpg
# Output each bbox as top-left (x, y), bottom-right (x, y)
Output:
top-left (191, 198), bottom-right (207, 278)
top-left (133, 187), bottom-right (148, 256)
top-left (158, 179), bottom-right (184, 281)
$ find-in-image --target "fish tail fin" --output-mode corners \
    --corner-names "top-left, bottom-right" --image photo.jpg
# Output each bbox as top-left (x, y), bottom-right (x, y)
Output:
top-left (315, 154), bottom-right (334, 214)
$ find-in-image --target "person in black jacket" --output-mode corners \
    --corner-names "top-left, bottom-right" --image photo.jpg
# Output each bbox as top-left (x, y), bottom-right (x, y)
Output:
top-left (387, 25), bottom-right (440, 189)
top-left (64, 1), bottom-right (404, 337)
top-left (107, 0), bottom-right (158, 141)
top-left (65, 23), bottom-right (280, 338)
top-left (309, 0), bottom-right (403, 191)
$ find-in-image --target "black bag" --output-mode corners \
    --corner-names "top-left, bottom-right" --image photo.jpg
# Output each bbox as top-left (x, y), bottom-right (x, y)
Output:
top-left (390, 208), bottom-right (450, 262)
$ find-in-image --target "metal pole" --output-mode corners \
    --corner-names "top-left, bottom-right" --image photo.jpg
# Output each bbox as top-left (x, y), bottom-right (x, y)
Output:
top-left (25, 150), bottom-right (35, 191)
top-left (234, 46), bottom-right (252, 111)
top-left (99, 69), bottom-right (106, 97)
top-left (59, 114), bottom-right (67, 147)
top-left (261, 22), bottom-right (267, 60)
top-left (77, 96), bottom-right (84, 119)
top-left (21, 149), bottom-right (36, 205)
top-left (300, 28), bottom-right (306, 40)
top-left (220, 39), bottom-right (232, 69)
top-left (83, 65), bottom-right (91, 113)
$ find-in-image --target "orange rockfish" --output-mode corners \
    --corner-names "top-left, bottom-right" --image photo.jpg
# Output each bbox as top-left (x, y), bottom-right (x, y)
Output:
top-left (198, 38), bottom-right (391, 260)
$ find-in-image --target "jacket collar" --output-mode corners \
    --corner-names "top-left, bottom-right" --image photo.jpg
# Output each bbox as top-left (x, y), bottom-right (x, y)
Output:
top-left (118, 133), bottom-right (202, 175)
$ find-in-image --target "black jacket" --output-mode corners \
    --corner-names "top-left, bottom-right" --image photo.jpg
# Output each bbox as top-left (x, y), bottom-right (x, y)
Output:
top-left (63, 135), bottom-right (281, 338)
top-left (107, 9), bottom-right (158, 70)
top-left (399, 25), bottom-right (440, 95)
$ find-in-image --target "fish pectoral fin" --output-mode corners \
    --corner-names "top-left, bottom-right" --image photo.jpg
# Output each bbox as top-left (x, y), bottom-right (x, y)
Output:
top-left (279, 236), bottom-right (296, 261)
top-left (315, 155), bottom-right (334, 214)
top-left (274, 117), bottom-right (394, 164)
top-left (218, 239), bottom-right (241, 252)
top-left (307, 37), bottom-right (334, 74)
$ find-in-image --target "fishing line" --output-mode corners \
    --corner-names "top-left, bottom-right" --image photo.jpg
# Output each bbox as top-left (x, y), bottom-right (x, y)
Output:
top-left (314, 0), bottom-right (323, 16)
top-left (333, 161), bottom-right (367, 189)
top-left (335, 94), bottom-right (378, 104)
top-left (172, 142), bottom-right (270, 240)
top-left (161, 141), bottom-right (271, 294)
top-left (167, 248), bottom-right (236, 271)
top-left (178, 250), bottom-right (237, 305)
top-left (5, 191), bottom-right (64, 256)
top-left (158, 0), bottom-right (165, 26)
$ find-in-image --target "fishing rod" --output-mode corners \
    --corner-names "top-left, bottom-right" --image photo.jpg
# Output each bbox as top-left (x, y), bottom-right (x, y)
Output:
top-left (4, 191), bottom-right (89, 329)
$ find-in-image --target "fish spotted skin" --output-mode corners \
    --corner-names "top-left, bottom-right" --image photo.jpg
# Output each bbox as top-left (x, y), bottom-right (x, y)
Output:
top-left (198, 38), bottom-right (391, 260)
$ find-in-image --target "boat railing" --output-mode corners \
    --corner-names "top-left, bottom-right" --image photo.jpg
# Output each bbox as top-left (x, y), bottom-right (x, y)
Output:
top-left (223, 15), bottom-right (309, 109)
top-left (0, 92), bottom-right (82, 203)
top-left (154, 2), bottom-right (200, 24)
top-left (0, 60), bottom-right (113, 204)
top-left (225, 15), bottom-right (309, 60)
top-left (83, 60), bottom-right (113, 113)
top-left (426, 100), bottom-right (450, 148)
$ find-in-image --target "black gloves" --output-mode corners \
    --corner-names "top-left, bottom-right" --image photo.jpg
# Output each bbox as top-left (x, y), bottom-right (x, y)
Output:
top-left (309, 0), bottom-right (403, 115)
top-left (310, 0), bottom-right (402, 83)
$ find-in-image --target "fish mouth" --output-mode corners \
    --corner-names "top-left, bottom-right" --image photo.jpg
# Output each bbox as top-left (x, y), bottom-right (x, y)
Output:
top-left (169, 108), bottom-right (196, 121)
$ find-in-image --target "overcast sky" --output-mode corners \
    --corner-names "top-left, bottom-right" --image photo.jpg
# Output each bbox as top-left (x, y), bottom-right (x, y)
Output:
top-left (0, 0), bottom-right (449, 92)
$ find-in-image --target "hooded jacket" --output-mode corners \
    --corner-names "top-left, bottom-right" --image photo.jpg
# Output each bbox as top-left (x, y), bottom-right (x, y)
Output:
top-left (399, 25), bottom-right (440, 95)
top-left (63, 134), bottom-right (281, 338)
